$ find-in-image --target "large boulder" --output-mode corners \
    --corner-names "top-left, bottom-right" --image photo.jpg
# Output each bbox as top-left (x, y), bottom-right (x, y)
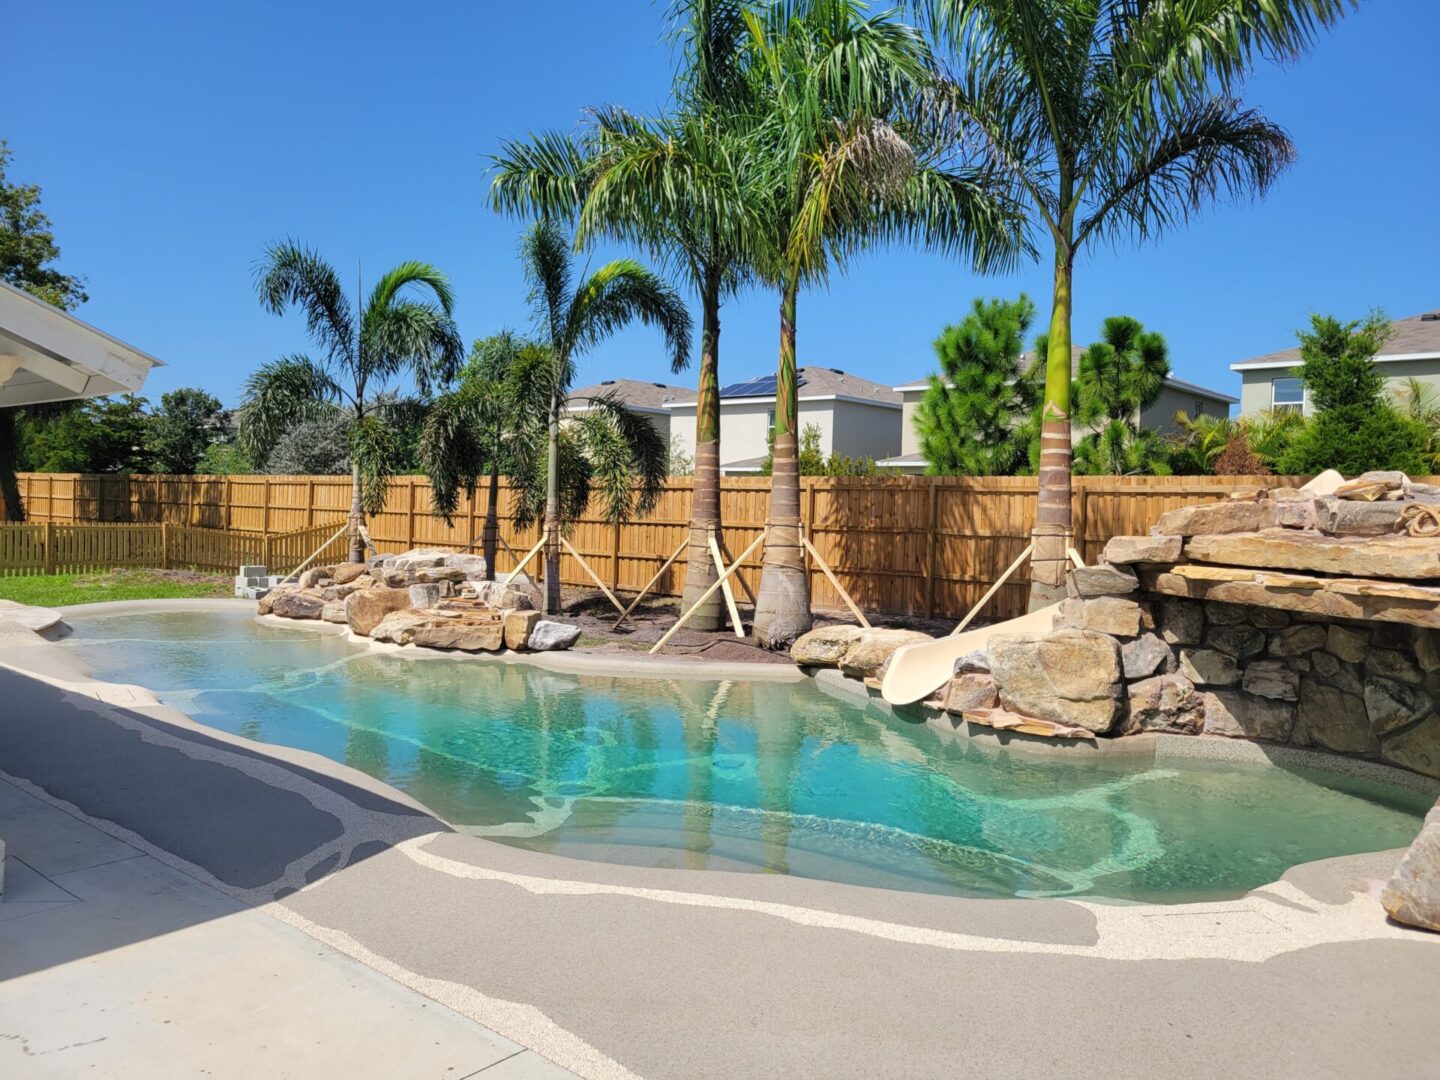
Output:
top-left (528, 620), bottom-right (582, 651)
top-left (1242, 660), bottom-right (1300, 702)
top-left (1268, 624), bottom-right (1327, 657)
top-left (369, 610), bottom-right (438, 645)
top-left (1067, 563), bottom-right (1138, 598)
top-left (1121, 632), bottom-right (1173, 680)
top-left (412, 617), bottom-right (504, 653)
top-left (986, 629), bottom-right (1124, 734)
top-left (1381, 717), bottom-right (1440, 778)
top-left (444, 554), bottom-right (489, 578)
top-left (270, 591), bottom-right (324, 620)
top-left (390, 549), bottom-right (451, 572)
top-left (297, 565), bottom-right (333, 590)
top-left (409, 583), bottom-right (445, 610)
top-left (1154, 500), bottom-right (1276, 536)
top-left (345, 587), bottom-right (413, 637)
top-left (503, 609), bottom-right (541, 651)
top-left (1101, 534), bottom-right (1182, 565)
top-left (839, 629), bottom-right (933, 680)
top-left (1326, 624), bottom-right (1369, 663)
top-left (1201, 688), bottom-right (1295, 742)
top-left (1296, 682), bottom-right (1378, 754)
top-left (945, 673), bottom-right (998, 715)
top-left (1381, 798), bottom-right (1440, 931)
top-left (331, 562), bottom-right (367, 585)
top-left (469, 580), bottom-right (537, 611)
top-left (1365, 677), bottom-right (1432, 736)
top-left (1055, 597), bottom-right (1143, 637)
top-left (1315, 496), bottom-right (1405, 536)
top-left (1126, 673), bottom-right (1204, 734)
top-left (1178, 648), bottom-right (1239, 687)
top-left (1204, 624), bottom-right (1266, 660)
top-left (1158, 597), bottom-right (1204, 646)
top-left (791, 624), bottom-right (866, 667)
top-left (321, 601), bottom-right (348, 624)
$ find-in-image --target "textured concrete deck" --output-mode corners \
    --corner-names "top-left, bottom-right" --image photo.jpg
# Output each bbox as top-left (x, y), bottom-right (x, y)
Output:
top-left (1, 631), bottom-right (1439, 1079)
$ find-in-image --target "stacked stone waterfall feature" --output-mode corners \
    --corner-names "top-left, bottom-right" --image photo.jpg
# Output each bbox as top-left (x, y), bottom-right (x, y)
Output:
top-left (256, 549), bottom-right (581, 654)
top-left (791, 470), bottom-right (1440, 933)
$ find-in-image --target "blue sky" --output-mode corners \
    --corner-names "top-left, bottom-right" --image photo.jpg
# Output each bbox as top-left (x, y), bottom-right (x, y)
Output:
top-left (7, 1), bottom-right (1437, 407)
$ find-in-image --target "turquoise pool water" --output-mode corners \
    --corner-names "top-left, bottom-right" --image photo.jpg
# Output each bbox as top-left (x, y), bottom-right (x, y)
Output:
top-left (62, 609), bottom-right (1430, 902)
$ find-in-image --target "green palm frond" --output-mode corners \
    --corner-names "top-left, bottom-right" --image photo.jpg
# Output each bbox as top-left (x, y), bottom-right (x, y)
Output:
top-left (520, 221), bottom-right (576, 359)
top-left (237, 355), bottom-right (345, 466)
top-left (567, 259), bottom-right (693, 374)
top-left (348, 414), bottom-right (402, 516)
top-left (577, 391), bottom-right (670, 521)
top-left (490, 131), bottom-right (594, 221)
top-left (253, 242), bottom-right (355, 366)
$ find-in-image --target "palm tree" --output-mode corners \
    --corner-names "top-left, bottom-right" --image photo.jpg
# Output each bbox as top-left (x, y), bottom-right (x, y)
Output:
top-left (418, 331), bottom-right (541, 580)
top-left (505, 220), bottom-right (692, 615)
top-left (490, 1), bottom-right (760, 631)
top-left (239, 242), bottom-right (463, 562)
top-left (914, 0), bottom-right (1349, 607)
top-left (741, 0), bottom-right (1020, 648)
top-left (1071, 315), bottom-right (1171, 475)
top-left (1394, 376), bottom-right (1440, 472)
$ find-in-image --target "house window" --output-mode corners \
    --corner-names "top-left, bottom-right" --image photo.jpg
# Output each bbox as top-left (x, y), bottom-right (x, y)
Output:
top-left (1193, 399), bottom-right (1207, 417)
top-left (1271, 378), bottom-right (1305, 414)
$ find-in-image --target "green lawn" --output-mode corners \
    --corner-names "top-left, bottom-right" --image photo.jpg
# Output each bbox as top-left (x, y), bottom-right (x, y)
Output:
top-left (0, 568), bottom-right (233, 608)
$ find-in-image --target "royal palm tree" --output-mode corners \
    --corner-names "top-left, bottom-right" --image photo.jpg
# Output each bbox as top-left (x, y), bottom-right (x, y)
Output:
top-left (741, 0), bottom-right (1020, 648)
top-left (503, 220), bottom-right (692, 615)
top-left (239, 242), bottom-right (464, 561)
top-left (490, 1), bottom-right (760, 631)
top-left (914, 0), bottom-right (1349, 607)
top-left (418, 331), bottom-right (543, 580)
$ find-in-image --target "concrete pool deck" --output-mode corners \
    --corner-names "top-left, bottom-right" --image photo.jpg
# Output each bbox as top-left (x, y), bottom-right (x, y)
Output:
top-left (1, 603), bottom-right (1439, 1078)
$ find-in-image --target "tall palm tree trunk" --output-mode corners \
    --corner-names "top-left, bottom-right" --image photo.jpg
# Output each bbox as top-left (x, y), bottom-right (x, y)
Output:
top-left (347, 461), bottom-right (365, 563)
top-left (1030, 247), bottom-right (1075, 610)
top-left (753, 276), bottom-right (812, 650)
top-left (543, 396), bottom-right (562, 615)
top-left (482, 463), bottom-right (500, 582)
top-left (0, 408), bottom-right (25, 522)
top-left (680, 277), bottom-right (724, 630)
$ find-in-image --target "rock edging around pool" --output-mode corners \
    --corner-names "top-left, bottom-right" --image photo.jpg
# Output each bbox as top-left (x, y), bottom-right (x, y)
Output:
top-left (258, 548), bottom-right (583, 655)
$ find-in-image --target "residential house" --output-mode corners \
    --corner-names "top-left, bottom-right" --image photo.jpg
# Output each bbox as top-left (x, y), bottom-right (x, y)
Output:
top-left (565, 378), bottom-right (696, 446)
top-left (879, 347), bottom-right (1236, 472)
top-left (1231, 309), bottom-right (1440, 418)
top-left (664, 367), bottom-right (902, 475)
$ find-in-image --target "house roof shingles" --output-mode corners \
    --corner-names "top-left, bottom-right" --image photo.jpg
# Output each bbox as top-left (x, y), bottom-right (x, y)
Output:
top-left (567, 378), bottom-right (695, 412)
top-left (701, 366), bottom-right (901, 406)
top-left (1231, 310), bottom-right (1440, 370)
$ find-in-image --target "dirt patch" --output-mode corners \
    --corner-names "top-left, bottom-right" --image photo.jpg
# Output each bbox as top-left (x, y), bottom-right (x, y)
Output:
top-left (552, 585), bottom-right (972, 665)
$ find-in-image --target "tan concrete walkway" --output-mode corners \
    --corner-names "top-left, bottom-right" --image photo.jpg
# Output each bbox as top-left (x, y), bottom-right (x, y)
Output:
top-left (0, 776), bottom-right (574, 1079)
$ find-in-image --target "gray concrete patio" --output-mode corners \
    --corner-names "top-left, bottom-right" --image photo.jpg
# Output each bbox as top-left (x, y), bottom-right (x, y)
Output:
top-left (1, 634), bottom-right (1438, 1079)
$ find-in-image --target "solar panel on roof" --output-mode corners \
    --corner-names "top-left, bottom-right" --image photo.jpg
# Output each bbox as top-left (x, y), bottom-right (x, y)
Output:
top-left (719, 374), bottom-right (805, 398)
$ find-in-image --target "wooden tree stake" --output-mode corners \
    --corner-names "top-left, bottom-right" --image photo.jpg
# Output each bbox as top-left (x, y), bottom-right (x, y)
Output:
top-left (650, 533), bottom-right (764, 654)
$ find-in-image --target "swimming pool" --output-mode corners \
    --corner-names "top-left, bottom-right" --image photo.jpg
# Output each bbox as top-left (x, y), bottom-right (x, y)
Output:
top-left (61, 609), bottom-right (1430, 903)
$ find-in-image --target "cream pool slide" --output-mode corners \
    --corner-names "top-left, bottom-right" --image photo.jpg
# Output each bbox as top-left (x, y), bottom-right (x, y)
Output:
top-left (880, 602), bottom-right (1062, 707)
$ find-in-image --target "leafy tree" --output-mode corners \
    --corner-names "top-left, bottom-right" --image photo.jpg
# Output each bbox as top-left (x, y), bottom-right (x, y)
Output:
top-left (1394, 377), bottom-right (1440, 473)
top-left (742, 0), bottom-right (1019, 648)
top-left (491, 0), bottom-right (761, 630)
top-left (24, 394), bottom-right (153, 473)
top-left (1071, 316), bottom-right (1171, 475)
top-left (1278, 312), bottom-right (1429, 476)
top-left (0, 140), bottom-right (90, 518)
top-left (0, 141), bottom-right (88, 310)
top-left (916, 295), bottom-right (1038, 475)
top-left (147, 388), bottom-right (225, 473)
top-left (914, 0), bottom-right (1348, 607)
top-left (761, 422), bottom-right (880, 477)
top-left (419, 331), bottom-right (544, 581)
top-left (263, 408), bottom-right (352, 475)
top-left (238, 242), bottom-right (463, 561)
top-left (457, 221), bottom-right (689, 615)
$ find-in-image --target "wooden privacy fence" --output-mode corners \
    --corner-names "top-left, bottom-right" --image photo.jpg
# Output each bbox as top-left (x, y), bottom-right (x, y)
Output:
top-left (0, 519), bottom-right (349, 578)
top-left (8, 471), bottom-right (1359, 621)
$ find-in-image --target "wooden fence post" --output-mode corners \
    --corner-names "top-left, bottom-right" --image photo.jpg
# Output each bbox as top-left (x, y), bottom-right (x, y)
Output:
top-left (924, 480), bottom-right (939, 619)
top-left (161, 522), bottom-right (171, 569)
top-left (42, 521), bottom-right (54, 575)
top-left (223, 477), bottom-right (232, 531)
top-left (611, 521), bottom-right (622, 591)
top-left (407, 481), bottom-right (417, 550)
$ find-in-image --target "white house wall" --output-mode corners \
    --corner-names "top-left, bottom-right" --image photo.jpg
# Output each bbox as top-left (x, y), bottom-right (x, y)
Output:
top-left (665, 397), bottom-right (899, 466)
top-left (829, 399), bottom-right (901, 460)
top-left (1236, 359), bottom-right (1440, 418)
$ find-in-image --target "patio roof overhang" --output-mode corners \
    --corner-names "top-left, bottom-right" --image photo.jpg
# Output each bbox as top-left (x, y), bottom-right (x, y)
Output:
top-left (0, 280), bottom-right (163, 407)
